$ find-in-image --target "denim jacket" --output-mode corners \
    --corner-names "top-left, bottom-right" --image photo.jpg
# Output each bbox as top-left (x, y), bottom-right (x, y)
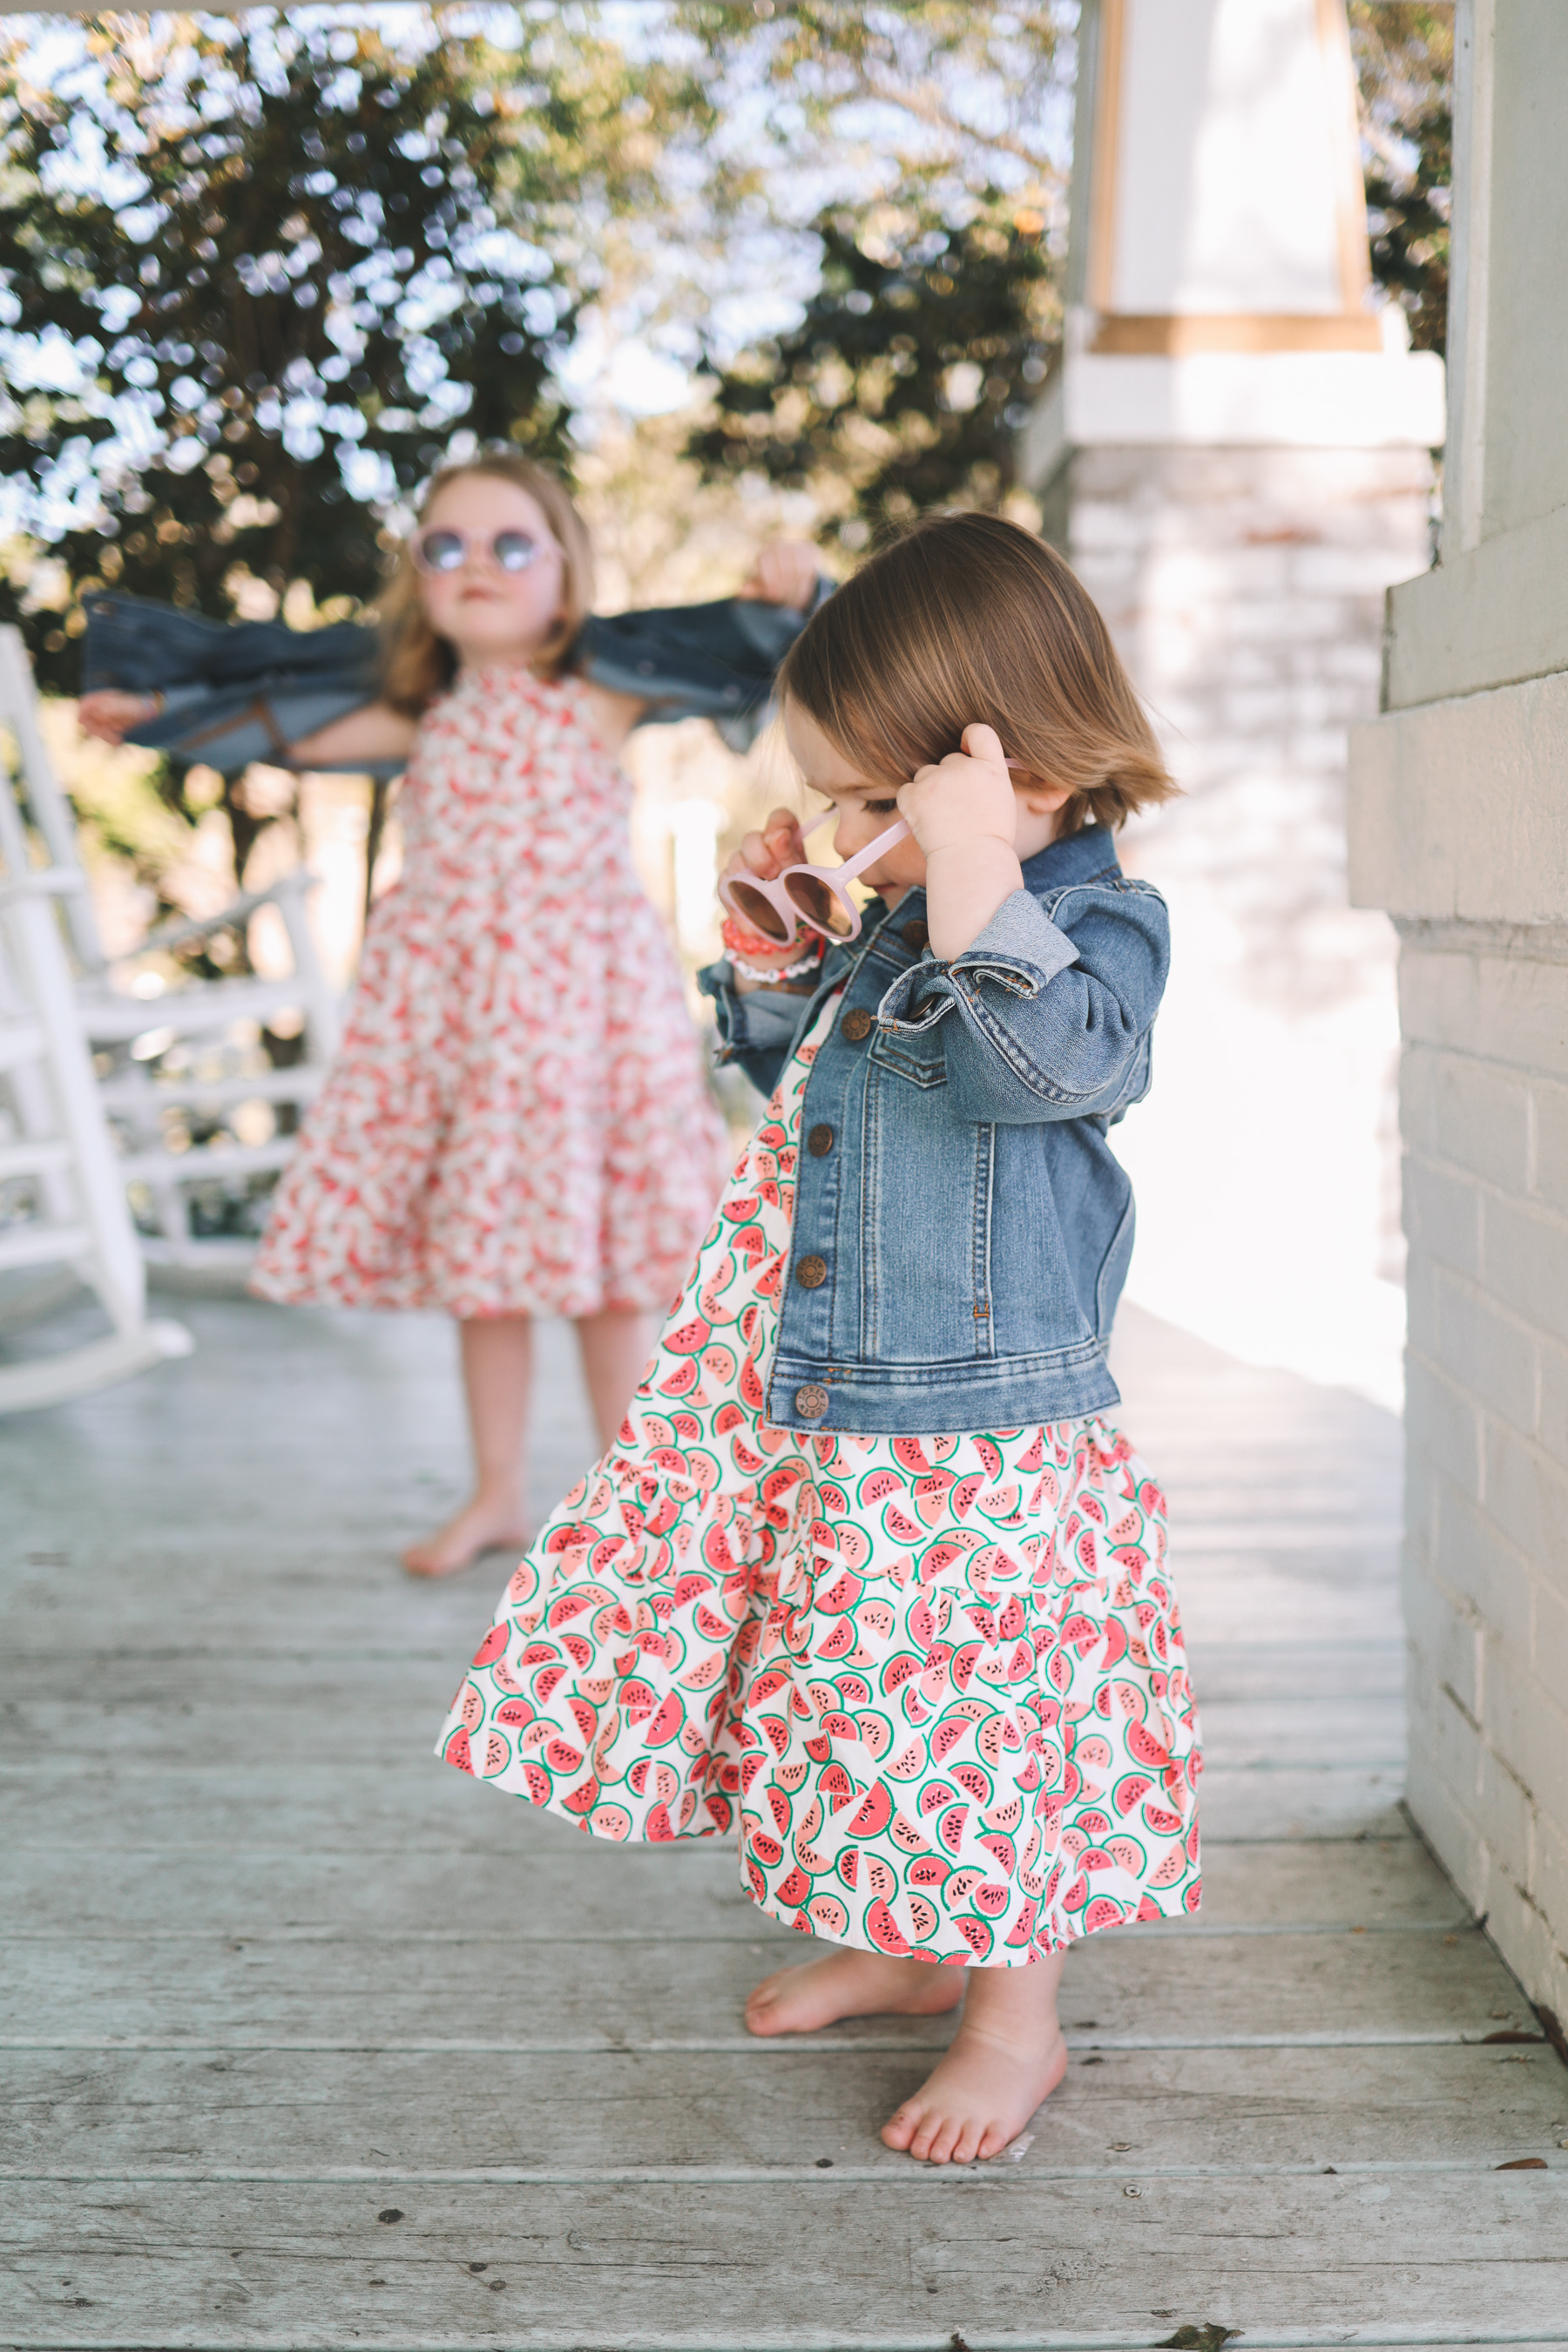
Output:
top-left (80, 589), bottom-right (824, 774)
top-left (697, 824), bottom-right (1168, 1437)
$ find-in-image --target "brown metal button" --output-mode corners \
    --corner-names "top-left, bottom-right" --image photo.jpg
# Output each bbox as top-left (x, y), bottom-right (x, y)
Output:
top-left (794, 1383), bottom-right (829, 1420)
top-left (841, 1007), bottom-right (872, 1042)
top-left (794, 1254), bottom-right (828, 1289)
top-left (807, 1124), bottom-right (835, 1158)
top-left (901, 920), bottom-right (929, 951)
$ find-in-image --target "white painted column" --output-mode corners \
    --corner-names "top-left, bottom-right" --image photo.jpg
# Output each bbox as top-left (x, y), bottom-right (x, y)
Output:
top-left (1024, 0), bottom-right (1443, 1404)
top-left (1348, 0), bottom-right (1568, 2035)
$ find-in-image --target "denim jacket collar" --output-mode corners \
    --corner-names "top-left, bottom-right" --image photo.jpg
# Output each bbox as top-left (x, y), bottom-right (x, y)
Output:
top-left (1020, 822), bottom-right (1121, 892)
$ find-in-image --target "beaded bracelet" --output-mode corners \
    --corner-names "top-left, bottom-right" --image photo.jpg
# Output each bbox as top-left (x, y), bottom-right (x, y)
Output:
top-left (729, 947), bottom-right (824, 983)
top-left (721, 911), bottom-right (792, 960)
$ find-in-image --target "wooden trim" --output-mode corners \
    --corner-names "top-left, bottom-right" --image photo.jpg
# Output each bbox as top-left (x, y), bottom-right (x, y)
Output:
top-left (1088, 312), bottom-right (1385, 355)
top-left (1317, 0), bottom-right (1374, 307)
top-left (1085, 0), bottom-right (1126, 314)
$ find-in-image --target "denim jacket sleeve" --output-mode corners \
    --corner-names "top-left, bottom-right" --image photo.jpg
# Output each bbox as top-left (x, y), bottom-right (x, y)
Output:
top-left (875, 881), bottom-right (1169, 1125)
top-left (696, 961), bottom-right (812, 1100)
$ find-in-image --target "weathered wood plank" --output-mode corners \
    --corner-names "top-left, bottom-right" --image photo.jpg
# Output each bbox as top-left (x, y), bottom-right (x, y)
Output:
top-left (3, 2043), bottom-right (1564, 2180)
top-left (0, 1555), bottom-right (1403, 1659)
top-left (0, 1927), bottom-right (1535, 2051)
top-left (0, 1679), bottom-right (1405, 1776)
top-left (3, 2175), bottom-right (1565, 2345)
top-left (0, 1758), bottom-right (1409, 1848)
top-left (0, 1835), bottom-right (1460, 1939)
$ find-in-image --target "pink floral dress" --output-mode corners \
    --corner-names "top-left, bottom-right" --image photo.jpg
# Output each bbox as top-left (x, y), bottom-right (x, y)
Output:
top-left (438, 993), bottom-right (1202, 1963)
top-left (252, 666), bottom-right (727, 1321)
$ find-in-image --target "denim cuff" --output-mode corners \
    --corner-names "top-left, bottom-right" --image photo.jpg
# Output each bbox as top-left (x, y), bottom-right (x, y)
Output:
top-left (875, 889), bottom-right (1080, 1032)
top-left (696, 961), bottom-right (811, 1065)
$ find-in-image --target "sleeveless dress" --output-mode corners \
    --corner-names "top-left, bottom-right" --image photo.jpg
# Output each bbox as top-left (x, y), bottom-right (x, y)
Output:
top-left (437, 991), bottom-right (1202, 1964)
top-left (252, 666), bottom-right (727, 1320)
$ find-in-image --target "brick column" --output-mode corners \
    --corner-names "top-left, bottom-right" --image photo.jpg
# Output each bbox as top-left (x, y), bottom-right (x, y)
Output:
top-left (1351, 673), bottom-right (1568, 2028)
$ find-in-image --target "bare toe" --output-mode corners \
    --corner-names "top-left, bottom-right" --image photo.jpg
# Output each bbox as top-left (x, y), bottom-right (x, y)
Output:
top-left (402, 1501), bottom-right (528, 1578)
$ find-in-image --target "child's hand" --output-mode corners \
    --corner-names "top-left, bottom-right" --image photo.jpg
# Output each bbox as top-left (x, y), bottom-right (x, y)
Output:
top-left (896, 723), bottom-right (1017, 858)
top-left (724, 807), bottom-right (808, 892)
top-left (738, 542), bottom-right (821, 612)
top-left (78, 688), bottom-right (160, 747)
top-left (720, 808), bottom-right (817, 992)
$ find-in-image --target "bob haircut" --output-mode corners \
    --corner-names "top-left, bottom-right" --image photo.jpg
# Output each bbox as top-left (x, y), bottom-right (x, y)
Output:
top-left (777, 510), bottom-right (1175, 837)
top-left (380, 451), bottom-right (595, 715)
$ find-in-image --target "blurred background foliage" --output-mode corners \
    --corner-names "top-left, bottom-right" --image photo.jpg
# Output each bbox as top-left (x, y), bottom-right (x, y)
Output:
top-left (1348, 2), bottom-right (1453, 355)
top-left (0, 2), bottom-right (1452, 925)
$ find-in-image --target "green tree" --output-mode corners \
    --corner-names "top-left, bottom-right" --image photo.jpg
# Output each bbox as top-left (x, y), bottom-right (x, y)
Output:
top-left (687, 198), bottom-right (1055, 546)
top-left (0, 8), bottom-right (708, 917)
top-left (675, 3), bottom-right (1069, 539)
top-left (0, 10), bottom-right (706, 687)
top-left (1349, 2), bottom-right (1453, 355)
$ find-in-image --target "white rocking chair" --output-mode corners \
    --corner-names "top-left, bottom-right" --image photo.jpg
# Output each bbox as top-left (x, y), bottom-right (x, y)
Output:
top-left (0, 626), bottom-right (341, 1276)
top-left (0, 736), bottom-right (193, 1411)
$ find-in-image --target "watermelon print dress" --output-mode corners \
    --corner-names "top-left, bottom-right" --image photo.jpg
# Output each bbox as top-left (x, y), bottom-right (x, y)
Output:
top-left (252, 664), bottom-right (727, 1320)
top-left (438, 992), bottom-right (1201, 1963)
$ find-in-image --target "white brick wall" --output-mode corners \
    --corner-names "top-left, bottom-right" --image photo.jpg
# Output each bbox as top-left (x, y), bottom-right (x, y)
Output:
top-left (1057, 443), bottom-right (1432, 1394)
top-left (1398, 926), bottom-right (1568, 2030)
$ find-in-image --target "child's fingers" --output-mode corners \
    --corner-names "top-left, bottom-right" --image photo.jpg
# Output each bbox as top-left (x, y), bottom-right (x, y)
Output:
top-left (738, 544), bottom-right (818, 611)
top-left (961, 720), bottom-right (1007, 768)
top-left (762, 808), bottom-right (807, 859)
top-left (731, 828), bottom-right (788, 882)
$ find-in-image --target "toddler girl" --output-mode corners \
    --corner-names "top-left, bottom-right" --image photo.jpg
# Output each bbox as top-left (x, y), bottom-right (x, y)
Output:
top-left (238, 451), bottom-right (814, 1574)
top-left (436, 511), bottom-right (1200, 2163)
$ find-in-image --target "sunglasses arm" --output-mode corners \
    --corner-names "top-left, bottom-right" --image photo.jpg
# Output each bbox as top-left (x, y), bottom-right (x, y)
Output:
top-left (829, 816), bottom-right (912, 889)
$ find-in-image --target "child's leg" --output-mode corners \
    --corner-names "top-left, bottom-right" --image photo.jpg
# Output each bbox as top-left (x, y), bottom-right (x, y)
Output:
top-left (879, 1951), bottom-right (1068, 2165)
top-left (403, 1315), bottom-right (534, 1578)
top-left (574, 1308), bottom-right (653, 1452)
top-left (747, 1947), bottom-right (1067, 2165)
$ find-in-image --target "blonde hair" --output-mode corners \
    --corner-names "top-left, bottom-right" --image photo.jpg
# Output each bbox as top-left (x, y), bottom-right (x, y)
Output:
top-left (379, 452), bottom-right (595, 715)
top-left (777, 511), bottom-right (1175, 837)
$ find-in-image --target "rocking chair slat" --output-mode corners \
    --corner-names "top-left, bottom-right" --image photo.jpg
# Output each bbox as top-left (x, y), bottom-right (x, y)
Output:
top-left (0, 625), bottom-right (341, 1284)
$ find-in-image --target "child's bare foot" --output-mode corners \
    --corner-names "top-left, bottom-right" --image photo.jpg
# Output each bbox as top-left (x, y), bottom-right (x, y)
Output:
top-left (402, 1491), bottom-right (528, 1578)
top-left (881, 1951), bottom-right (1068, 2165)
top-left (745, 1948), bottom-right (965, 2037)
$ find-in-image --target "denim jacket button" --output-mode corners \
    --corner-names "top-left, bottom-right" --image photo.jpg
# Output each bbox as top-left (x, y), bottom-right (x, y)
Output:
top-left (794, 1383), bottom-right (829, 1420)
top-left (901, 920), bottom-right (929, 950)
top-left (808, 1124), bottom-right (835, 1157)
top-left (841, 1007), bottom-right (872, 1042)
top-left (794, 1254), bottom-right (828, 1288)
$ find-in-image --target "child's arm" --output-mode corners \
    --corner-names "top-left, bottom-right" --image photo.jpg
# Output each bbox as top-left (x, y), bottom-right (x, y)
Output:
top-left (882, 727), bottom-right (1169, 1125)
top-left (697, 808), bottom-right (822, 1098)
top-left (287, 702), bottom-right (419, 767)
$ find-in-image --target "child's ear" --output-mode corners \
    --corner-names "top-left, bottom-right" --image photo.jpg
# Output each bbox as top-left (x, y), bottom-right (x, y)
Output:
top-left (1013, 772), bottom-right (1071, 816)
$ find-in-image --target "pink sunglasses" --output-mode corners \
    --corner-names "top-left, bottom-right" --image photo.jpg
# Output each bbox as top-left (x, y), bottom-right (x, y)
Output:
top-left (718, 817), bottom-right (911, 946)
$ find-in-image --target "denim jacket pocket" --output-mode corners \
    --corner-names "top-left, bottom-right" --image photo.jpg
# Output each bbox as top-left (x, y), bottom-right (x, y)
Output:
top-left (868, 1010), bottom-right (948, 1088)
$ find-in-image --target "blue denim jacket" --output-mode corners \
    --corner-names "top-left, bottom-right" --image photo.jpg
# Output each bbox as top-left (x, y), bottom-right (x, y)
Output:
top-left (697, 824), bottom-right (1168, 1436)
top-left (80, 589), bottom-right (823, 774)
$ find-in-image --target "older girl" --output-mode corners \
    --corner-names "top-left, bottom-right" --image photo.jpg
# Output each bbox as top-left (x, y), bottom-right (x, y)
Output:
top-left (86, 453), bottom-right (814, 1576)
top-left (437, 513), bottom-right (1200, 2162)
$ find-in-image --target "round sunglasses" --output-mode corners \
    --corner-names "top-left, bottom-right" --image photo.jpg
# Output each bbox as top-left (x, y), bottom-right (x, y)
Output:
top-left (411, 527), bottom-right (555, 577)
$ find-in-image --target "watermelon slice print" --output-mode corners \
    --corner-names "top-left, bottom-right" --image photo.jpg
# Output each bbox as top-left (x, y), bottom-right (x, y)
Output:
top-left (431, 989), bottom-right (1200, 1967)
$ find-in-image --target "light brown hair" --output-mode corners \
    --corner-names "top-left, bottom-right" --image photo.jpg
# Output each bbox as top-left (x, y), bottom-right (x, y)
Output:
top-left (777, 511), bottom-right (1175, 836)
top-left (379, 452), bottom-right (595, 715)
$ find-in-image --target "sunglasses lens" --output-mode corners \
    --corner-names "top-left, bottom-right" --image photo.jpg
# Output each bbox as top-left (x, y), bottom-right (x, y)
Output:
top-left (492, 531), bottom-right (539, 572)
top-left (416, 531), bottom-right (465, 573)
top-left (785, 871), bottom-right (853, 936)
top-left (727, 880), bottom-right (790, 943)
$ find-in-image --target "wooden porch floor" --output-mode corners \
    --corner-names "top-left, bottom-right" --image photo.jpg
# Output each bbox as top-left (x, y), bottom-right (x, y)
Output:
top-left (3, 1294), bottom-right (1566, 2349)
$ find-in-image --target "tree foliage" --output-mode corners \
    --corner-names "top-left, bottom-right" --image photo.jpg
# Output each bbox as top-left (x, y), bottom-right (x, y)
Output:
top-left (677, 2), bottom-right (1069, 540)
top-left (0, 10), bottom-right (703, 688)
top-left (688, 199), bottom-right (1055, 545)
top-left (1349, 2), bottom-right (1453, 355)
